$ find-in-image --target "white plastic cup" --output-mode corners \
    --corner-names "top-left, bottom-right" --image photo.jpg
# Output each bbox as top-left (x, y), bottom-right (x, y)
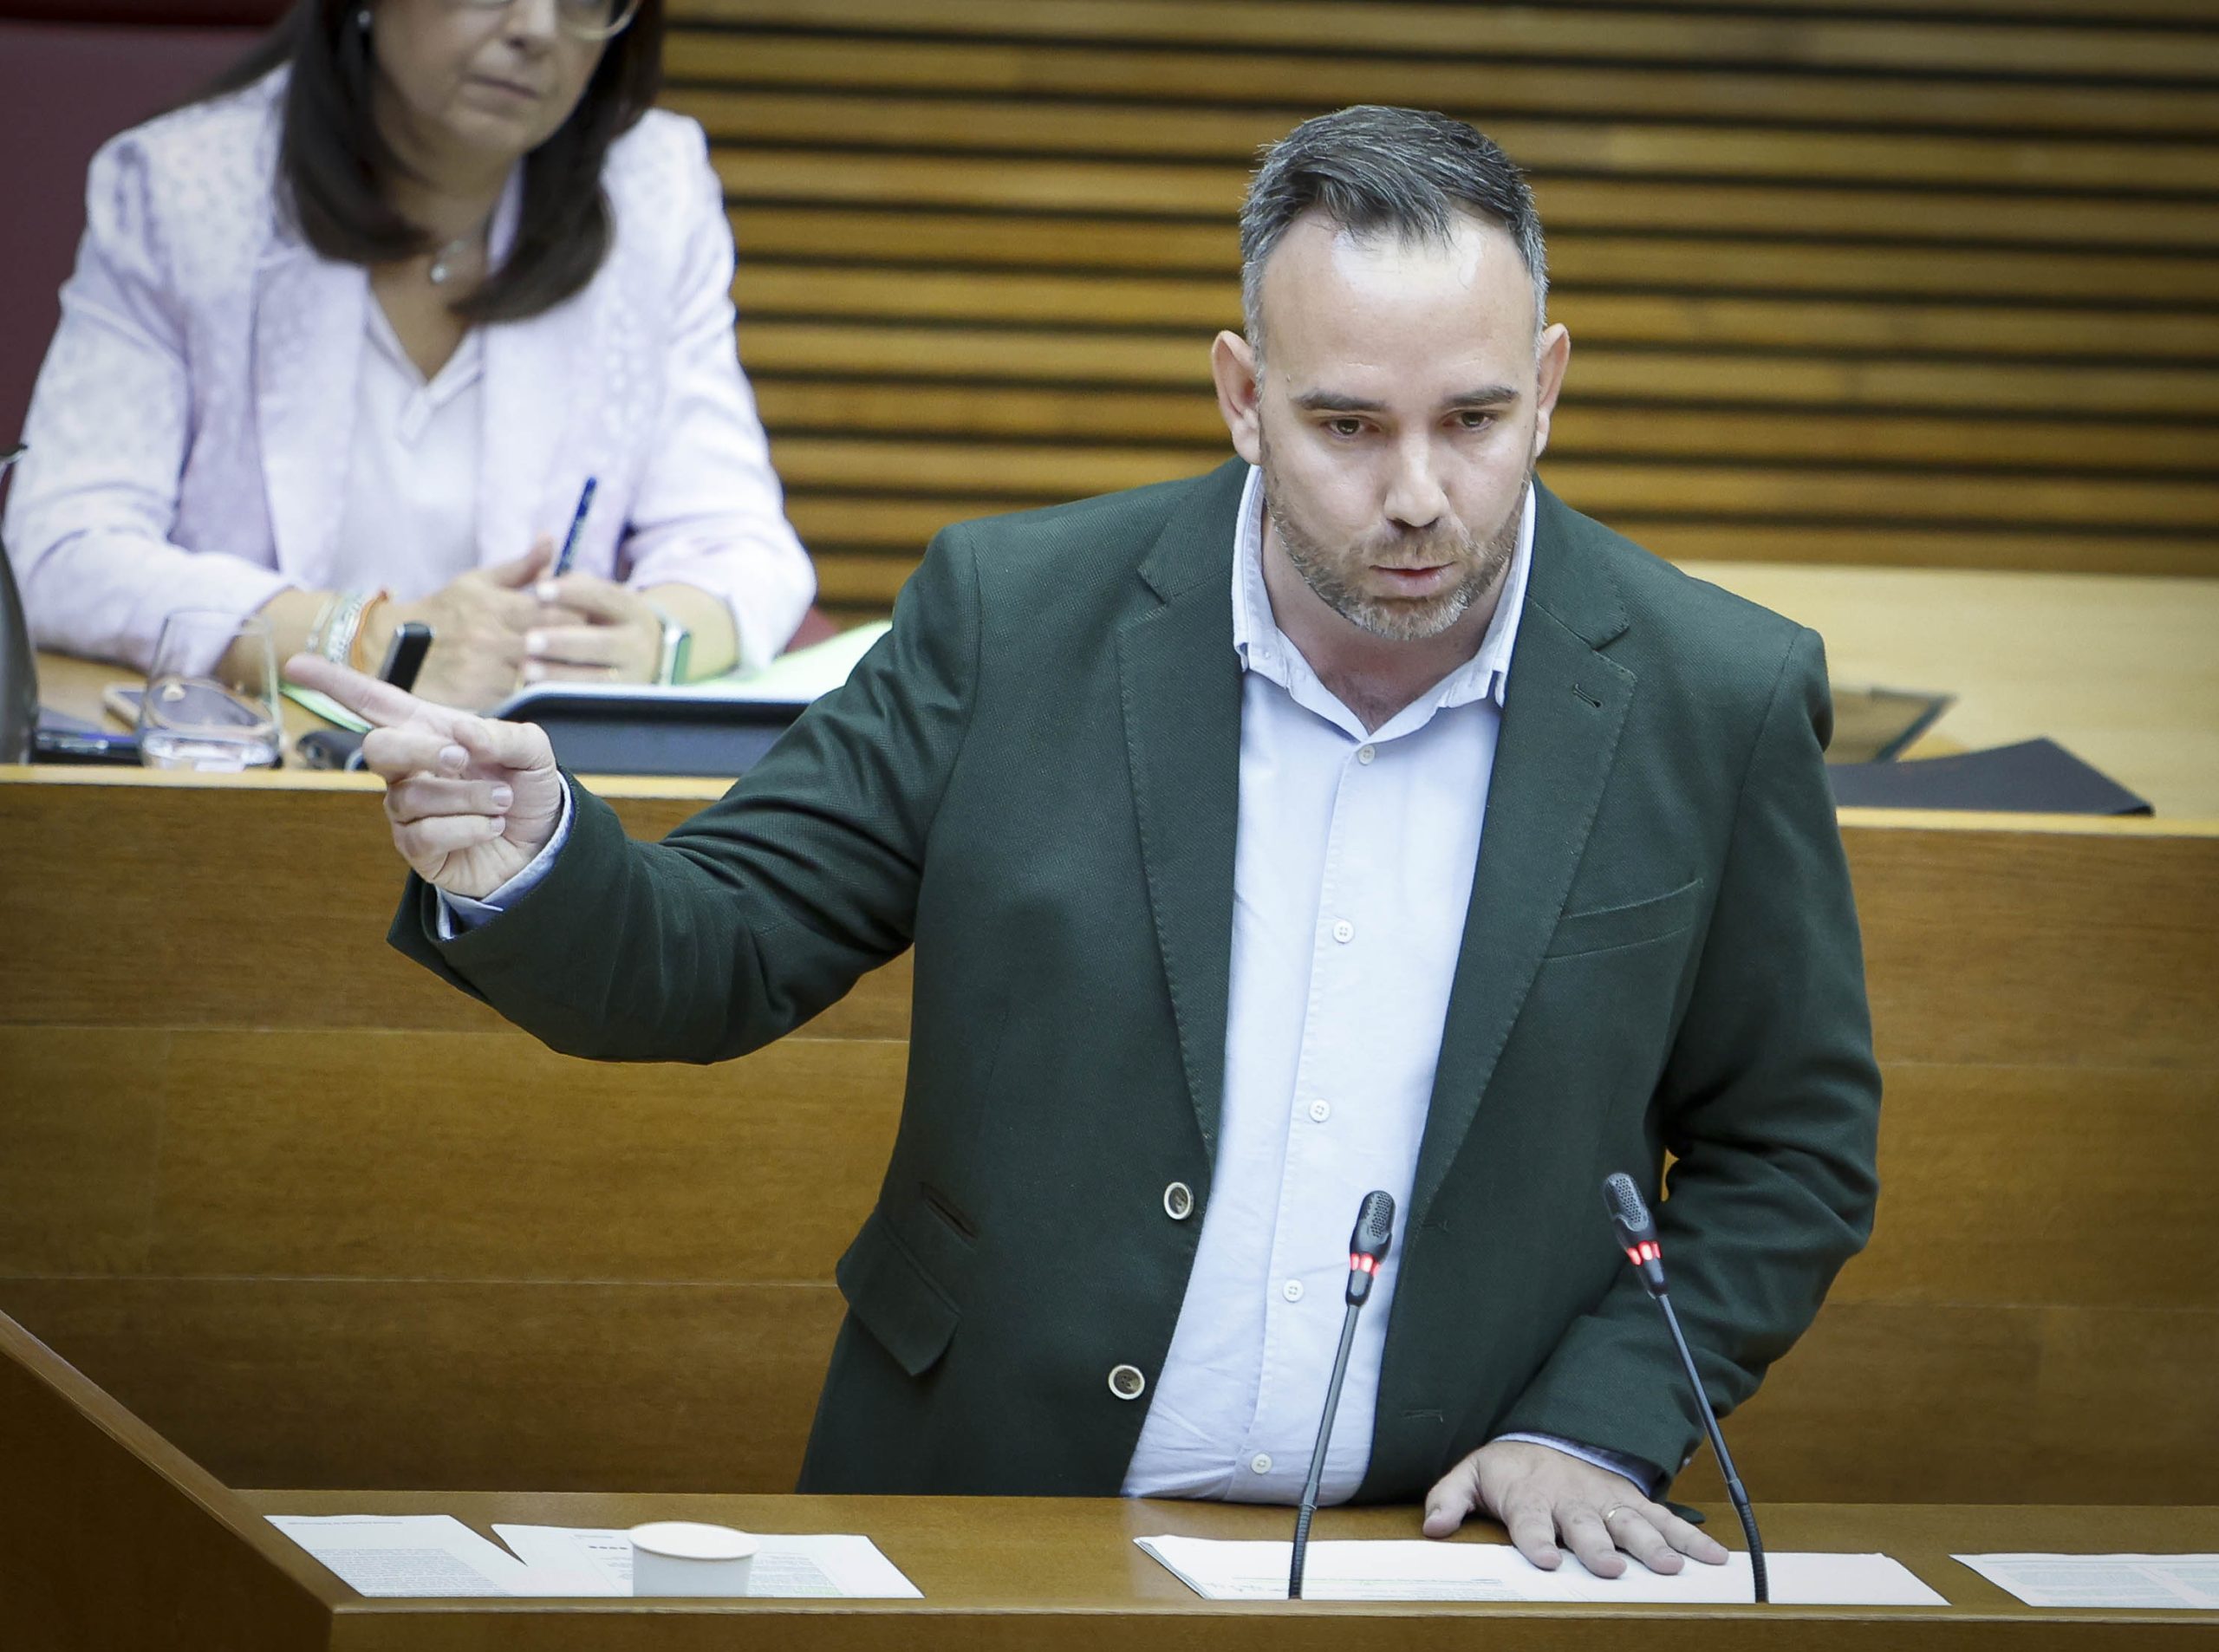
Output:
top-left (628, 1521), bottom-right (759, 1597)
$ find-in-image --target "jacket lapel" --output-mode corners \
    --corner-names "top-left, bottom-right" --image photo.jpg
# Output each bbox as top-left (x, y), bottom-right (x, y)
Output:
top-left (1117, 460), bottom-right (1248, 1161)
top-left (1408, 485), bottom-right (1636, 1227)
top-left (252, 230), bottom-right (364, 584)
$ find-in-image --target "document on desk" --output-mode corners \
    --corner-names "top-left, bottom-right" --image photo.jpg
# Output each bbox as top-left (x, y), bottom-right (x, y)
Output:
top-left (1136, 1537), bottom-right (1947, 1605)
top-left (494, 1525), bottom-right (921, 1598)
top-left (265, 1515), bottom-right (602, 1597)
top-left (1955, 1554), bottom-right (2219, 1610)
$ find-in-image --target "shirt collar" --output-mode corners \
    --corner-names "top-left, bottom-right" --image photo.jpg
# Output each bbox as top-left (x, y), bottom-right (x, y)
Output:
top-left (1230, 464), bottom-right (1534, 716)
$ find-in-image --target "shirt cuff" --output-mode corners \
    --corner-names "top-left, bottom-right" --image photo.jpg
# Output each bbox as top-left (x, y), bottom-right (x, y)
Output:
top-left (434, 784), bottom-right (575, 940)
top-left (1492, 1432), bottom-right (1660, 1499)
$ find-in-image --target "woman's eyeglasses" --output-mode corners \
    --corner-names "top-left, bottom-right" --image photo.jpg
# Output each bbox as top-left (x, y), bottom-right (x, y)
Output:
top-left (448, 0), bottom-right (643, 43)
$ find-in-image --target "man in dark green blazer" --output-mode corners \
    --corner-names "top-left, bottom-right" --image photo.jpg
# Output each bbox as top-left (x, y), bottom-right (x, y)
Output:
top-left (294, 106), bottom-right (1878, 1583)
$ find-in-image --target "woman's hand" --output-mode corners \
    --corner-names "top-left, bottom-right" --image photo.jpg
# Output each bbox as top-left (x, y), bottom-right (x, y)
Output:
top-left (524, 569), bottom-right (665, 684)
top-left (362, 543), bottom-right (553, 710)
top-left (286, 654), bottom-right (565, 901)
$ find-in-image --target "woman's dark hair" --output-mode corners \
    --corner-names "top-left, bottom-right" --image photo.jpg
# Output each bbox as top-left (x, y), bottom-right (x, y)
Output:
top-left (204, 0), bottom-right (665, 324)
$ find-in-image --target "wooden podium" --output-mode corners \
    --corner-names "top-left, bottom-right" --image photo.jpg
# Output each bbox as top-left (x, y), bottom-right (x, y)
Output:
top-left (9, 1308), bottom-right (2218, 1650)
top-left (3, 699), bottom-right (2216, 1646)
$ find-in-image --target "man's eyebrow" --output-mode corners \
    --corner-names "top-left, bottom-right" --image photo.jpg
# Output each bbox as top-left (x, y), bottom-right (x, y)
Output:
top-left (1292, 391), bottom-right (1388, 413)
top-left (1442, 385), bottom-right (1522, 407)
top-left (1291, 386), bottom-right (1524, 413)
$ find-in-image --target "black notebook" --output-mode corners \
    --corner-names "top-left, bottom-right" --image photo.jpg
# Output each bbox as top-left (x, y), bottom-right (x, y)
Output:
top-left (1827, 738), bottom-right (2152, 816)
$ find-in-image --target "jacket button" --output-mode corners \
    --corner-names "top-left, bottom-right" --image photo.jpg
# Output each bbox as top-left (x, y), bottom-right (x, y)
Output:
top-left (1108, 1363), bottom-right (1147, 1401)
top-left (1162, 1180), bottom-right (1194, 1220)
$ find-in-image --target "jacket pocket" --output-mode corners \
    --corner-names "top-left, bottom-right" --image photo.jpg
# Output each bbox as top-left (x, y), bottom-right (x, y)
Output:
top-left (834, 1207), bottom-right (961, 1378)
top-left (1544, 876), bottom-right (1706, 959)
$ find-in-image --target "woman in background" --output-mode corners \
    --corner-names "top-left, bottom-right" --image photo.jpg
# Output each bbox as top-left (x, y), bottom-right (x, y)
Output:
top-left (3, 0), bottom-right (814, 707)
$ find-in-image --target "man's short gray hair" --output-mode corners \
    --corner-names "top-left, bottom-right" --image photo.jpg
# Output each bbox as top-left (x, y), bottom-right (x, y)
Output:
top-left (1240, 106), bottom-right (1549, 359)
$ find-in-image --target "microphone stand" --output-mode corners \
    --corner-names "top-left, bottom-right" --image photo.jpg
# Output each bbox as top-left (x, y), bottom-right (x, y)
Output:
top-left (1289, 1303), bottom-right (1362, 1599)
top-left (1290, 1189), bottom-right (1396, 1600)
top-left (1601, 1173), bottom-right (1768, 1604)
top-left (1654, 1283), bottom-right (1767, 1603)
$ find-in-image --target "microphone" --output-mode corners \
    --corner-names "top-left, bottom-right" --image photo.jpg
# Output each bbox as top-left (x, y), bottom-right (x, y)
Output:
top-left (1599, 1172), bottom-right (1768, 1604)
top-left (1290, 1190), bottom-right (1395, 1600)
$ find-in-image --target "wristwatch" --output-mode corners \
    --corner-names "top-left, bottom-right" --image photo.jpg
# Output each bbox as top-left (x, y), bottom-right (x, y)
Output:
top-left (644, 600), bottom-right (692, 686)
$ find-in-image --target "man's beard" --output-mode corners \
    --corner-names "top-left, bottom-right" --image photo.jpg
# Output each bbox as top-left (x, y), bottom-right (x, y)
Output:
top-left (1262, 439), bottom-right (1526, 644)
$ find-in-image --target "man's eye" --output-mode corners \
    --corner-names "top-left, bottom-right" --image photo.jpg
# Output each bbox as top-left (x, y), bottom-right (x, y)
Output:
top-left (1457, 411), bottom-right (1495, 431)
top-left (1328, 418), bottom-right (1365, 437)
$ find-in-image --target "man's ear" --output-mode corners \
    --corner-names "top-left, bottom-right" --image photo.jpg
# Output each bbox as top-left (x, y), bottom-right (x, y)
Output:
top-left (1530, 322), bottom-right (1572, 460)
top-left (1212, 329), bottom-right (1264, 465)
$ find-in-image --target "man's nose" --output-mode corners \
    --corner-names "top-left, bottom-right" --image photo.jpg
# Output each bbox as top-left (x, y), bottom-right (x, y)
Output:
top-left (1383, 438), bottom-right (1448, 530)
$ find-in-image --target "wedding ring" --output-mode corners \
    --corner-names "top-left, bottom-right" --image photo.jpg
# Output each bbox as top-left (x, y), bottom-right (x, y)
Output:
top-left (1600, 1506), bottom-right (1628, 1525)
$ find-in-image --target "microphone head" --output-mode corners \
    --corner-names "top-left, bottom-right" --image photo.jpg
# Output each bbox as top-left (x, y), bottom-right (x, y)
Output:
top-left (1600, 1172), bottom-right (1656, 1246)
top-left (1350, 1190), bottom-right (1396, 1262)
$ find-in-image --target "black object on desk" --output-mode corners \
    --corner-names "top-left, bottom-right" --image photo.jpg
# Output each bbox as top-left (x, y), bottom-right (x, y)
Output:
top-left (296, 621), bottom-right (434, 770)
top-left (1828, 738), bottom-right (2153, 815)
top-left (32, 710), bottom-right (140, 764)
top-left (491, 683), bottom-right (810, 778)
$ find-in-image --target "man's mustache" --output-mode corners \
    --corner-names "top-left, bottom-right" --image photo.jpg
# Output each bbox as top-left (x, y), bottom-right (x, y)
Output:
top-left (1357, 531), bottom-right (1475, 567)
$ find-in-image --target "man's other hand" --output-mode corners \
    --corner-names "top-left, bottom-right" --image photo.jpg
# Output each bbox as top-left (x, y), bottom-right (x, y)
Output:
top-left (1422, 1439), bottom-right (1729, 1577)
top-left (286, 654), bottom-right (564, 901)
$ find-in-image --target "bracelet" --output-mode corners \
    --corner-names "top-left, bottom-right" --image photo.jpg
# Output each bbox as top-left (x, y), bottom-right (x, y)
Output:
top-left (643, 597), bottom-right (692, 686)
top-left (348, 591), bottom-right (391, 673)
top-left (316, 588), bottom-right (389, 671)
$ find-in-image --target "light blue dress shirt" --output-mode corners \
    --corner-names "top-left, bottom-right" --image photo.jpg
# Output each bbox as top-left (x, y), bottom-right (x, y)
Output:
top-left (1119, 468), bottom-right (1643, 1504)
top-left (448, 468), bottom-right (1649, 1505)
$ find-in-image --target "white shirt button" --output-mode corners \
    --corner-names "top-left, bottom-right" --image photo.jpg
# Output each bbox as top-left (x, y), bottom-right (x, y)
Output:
top-left (1331, 920), bottom-right (1354, 944)
top-left (1251, 1453), bottom-right (1273, 1475)
top-left (1282, 1278), bottom-right (1305, 1302)
top-left (1356, 745), bottom-right (1376, 765)
top-left (1308, 1098), bottom-right (1331, 1122)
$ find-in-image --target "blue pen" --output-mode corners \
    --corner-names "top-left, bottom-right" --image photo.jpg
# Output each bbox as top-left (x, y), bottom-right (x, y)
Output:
top-left (551, 476), bottom-right (597, 576)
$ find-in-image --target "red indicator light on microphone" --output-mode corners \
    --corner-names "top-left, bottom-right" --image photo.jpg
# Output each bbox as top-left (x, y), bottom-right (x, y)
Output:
top-left (1348, 1252), bottom-right (1379, 1275)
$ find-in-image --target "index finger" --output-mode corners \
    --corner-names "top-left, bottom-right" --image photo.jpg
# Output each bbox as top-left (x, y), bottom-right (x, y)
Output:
top-left (286, 653), bottom-right (459, 734)
top-left (532, 572), bottom-right (635, 622)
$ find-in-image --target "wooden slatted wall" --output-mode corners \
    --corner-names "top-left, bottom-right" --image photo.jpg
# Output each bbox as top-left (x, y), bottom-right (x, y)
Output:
top-left (663, 0), bottom-right (2219, 621)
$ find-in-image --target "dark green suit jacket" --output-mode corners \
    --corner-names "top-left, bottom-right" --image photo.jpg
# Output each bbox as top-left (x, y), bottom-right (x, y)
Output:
top-left (395, 458), bottom-right (1880, 1500)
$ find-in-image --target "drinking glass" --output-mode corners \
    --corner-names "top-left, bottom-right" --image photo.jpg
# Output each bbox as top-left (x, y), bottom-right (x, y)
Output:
top-left (138, 610), bottom-right (283, 771)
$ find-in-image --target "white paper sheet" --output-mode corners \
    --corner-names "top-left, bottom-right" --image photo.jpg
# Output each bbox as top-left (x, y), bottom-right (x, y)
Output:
top-left (494, 1525), bottom-right (922, 1599)
top-left (1137, 1536), bottom-right (1947, 1605)
top-left (716, 621), bottom-right (890, 700)
top-left (265, 1514), bottom-right (602, 1597)
top-left (1955, 1554), bottom-right (2219, 1610)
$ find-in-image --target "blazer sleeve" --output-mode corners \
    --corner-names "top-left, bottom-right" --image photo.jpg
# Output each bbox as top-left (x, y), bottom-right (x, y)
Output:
top-left (1493, 627), bottom-right (1884, 1482)
top-left (614, 120), bottom-right (815, 672)
top-left (2, 133), bottom-right (290, 670)
top-left (390, 522), bottom-right (978, 1063)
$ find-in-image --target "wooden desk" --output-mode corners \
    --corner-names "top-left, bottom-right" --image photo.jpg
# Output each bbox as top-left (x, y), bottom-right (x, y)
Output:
top-left (36, 647), bottom-right (335, 753)
top-left (8, 1304), bottom-right (2216, 1649)
top-left (36, 554), bottom-right (2219, 816)
top-left (1687, 563), bottom-right (2219, 818)
top-left (1, 771), bottom-right (2214, 1512)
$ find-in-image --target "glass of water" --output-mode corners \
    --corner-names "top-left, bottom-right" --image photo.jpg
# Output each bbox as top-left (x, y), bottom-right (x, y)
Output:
top-left (138, 609), bottom-right (283, 771)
